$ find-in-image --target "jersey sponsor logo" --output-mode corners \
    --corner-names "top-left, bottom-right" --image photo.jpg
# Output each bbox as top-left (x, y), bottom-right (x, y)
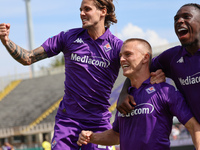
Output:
top-left (146, 86), bottom-right (156, 94)
top-left (98, 145), bottom-right (107, 149)
top-left (177, 57), bottom-right (184, 63)
top-left (74, 38), bottom-right (84, 44)
top-left (179, 72), bottom-right (200, 86)
top-left (104, 43), bottom-right (112, 52)
top-left (97, 145), bottom-right (113, 150)
top-left (118, 103), bottom-right (154, 117)
top-left (71, 53), bottom-right (110, 68)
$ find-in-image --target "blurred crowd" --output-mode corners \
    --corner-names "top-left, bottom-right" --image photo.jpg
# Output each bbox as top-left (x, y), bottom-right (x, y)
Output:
top-left (0, 142), bottom-right (14, 150)
top-left (170, 123), bottom-right (190, 140)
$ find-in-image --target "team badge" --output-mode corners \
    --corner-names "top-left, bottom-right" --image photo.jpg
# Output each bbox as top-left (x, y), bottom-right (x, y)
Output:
top-left (146, 86), bottom-right (156, 94)
top-left (104, 43), bottom-right (112, 52)
top-left (51, 139), bottom-right (57, 148)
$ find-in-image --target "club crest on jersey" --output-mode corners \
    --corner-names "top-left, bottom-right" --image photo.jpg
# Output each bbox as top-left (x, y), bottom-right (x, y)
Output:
top-left (51, 139), bottom-right (57, 148)
top-left (146, 86), bottom-right (156, 94)
top-left (104, 43), bottom-right (112, 52)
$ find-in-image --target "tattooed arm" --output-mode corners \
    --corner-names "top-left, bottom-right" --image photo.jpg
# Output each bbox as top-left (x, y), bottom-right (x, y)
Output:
top-left (5, 40), bottom-right (48, 65)
top-left (0, 23), bottom-right (48, 65)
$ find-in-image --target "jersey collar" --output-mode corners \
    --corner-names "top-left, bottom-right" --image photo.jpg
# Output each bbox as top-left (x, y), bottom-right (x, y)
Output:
top-left (83, 28), bottom-right (111, 41)
top-left (128, 78), bottom-right (151, 93)
top-left (182, 46), bottom-right (200, 56)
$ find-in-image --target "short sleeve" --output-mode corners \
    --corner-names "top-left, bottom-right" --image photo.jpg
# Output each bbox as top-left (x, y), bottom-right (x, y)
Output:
top-left (163, 84), bottom-right (193, 125)
top-left (41, 31), bottom-right (65, 57)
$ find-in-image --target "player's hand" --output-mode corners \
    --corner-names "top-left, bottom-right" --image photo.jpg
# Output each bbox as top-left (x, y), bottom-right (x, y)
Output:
top-left (77, 130), bottom-right (93, 146)
top-left (117, 94), bottom-right (136, 115)
top-left (150, 69), bottom-right (166, 84)
top-left (0, 23), bottom-right (10, 45)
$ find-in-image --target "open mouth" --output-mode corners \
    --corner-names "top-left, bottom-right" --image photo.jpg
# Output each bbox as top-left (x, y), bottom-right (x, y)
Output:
top-left (82, 19), bottom-right (88, 24)
top-left (122, 64), bottom-right (129, 69)
top-left (177, 28), bottom-right (188, 37)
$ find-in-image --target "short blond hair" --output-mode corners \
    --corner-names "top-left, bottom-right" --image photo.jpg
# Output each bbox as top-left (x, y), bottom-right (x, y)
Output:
top-left (123, 38), bottom-right (152, 67)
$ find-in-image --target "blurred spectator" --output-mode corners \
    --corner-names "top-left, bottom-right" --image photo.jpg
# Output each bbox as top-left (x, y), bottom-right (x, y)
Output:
top-left (42, 138), bottom-right (51, 150)
top-left (171, 125), bottom-right (180, 140)
top-left (2, 142), bottom-right (14, 150)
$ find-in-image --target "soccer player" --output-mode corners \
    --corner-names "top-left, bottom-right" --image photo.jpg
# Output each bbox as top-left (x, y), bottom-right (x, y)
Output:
top-left (77, 38), bottom-right (200, 150)
top-left (151, 3), bottom-right (200, 124)
top-left (0, 0), bottom-right (122, 149)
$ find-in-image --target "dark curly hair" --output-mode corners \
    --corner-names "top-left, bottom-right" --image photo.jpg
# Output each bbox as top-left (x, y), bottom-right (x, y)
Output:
top-left (181, 3), bottom-right (200, 11)
top-left (94, 0), bottom-right (117, 28)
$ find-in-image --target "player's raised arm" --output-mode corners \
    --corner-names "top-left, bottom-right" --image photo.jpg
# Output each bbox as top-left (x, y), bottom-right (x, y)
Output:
top-left (0, 23), bottom-right (48, 65)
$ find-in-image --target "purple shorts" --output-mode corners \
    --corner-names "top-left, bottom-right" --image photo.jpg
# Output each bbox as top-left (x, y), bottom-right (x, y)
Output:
top-left (51, 113), bottom-right (114, 150)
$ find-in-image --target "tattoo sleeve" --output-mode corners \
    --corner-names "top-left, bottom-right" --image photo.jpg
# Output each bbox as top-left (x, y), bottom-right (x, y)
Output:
top-left (5, 40), bottom-right (48, 65)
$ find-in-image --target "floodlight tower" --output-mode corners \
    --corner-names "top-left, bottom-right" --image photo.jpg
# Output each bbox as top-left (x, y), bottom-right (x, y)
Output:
top-left (24, 0), bottom-right (35, 78)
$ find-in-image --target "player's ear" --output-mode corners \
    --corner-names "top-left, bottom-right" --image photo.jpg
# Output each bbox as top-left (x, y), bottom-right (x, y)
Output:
top-left (101, 7), bottom-right (107, 17)
top-left (143, 53), bottom-right (150, 64)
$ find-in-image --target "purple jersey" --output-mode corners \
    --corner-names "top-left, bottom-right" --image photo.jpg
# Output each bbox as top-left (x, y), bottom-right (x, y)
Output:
top-left (112, 78), bottom-right (193, 150)
top-left (151, 46), bottom-right (200, 123)
top-left (42, 28), bottom-right (123, 121)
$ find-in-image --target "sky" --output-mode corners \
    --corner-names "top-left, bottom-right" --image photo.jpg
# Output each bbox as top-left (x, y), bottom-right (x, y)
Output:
top-left (0, 0), bottom-right (199, 77)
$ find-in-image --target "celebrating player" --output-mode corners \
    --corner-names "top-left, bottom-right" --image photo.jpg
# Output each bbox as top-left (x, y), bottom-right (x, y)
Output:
top-left (77, 38), bottom-right (200, 150)
top-left (0, 0), bottom-right (122, 149)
